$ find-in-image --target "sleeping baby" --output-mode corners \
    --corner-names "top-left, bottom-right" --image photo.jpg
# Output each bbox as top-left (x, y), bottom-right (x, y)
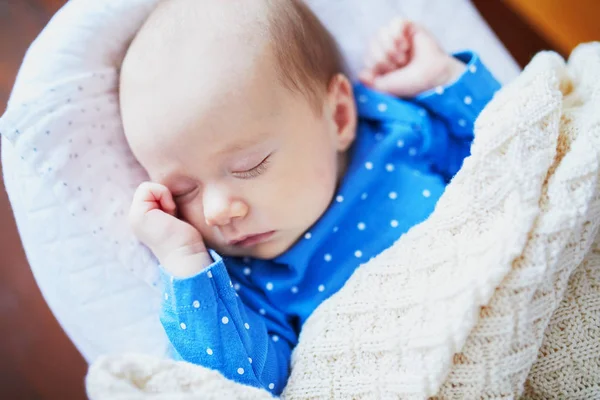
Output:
top-left (119, 0), bottom-right (500, 394)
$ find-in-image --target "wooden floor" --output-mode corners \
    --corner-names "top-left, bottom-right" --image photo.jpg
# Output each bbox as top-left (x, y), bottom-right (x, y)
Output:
top-left (0, 2), bottom-right (88, 399)
top-left (0, 1), bottom-right (555, 399)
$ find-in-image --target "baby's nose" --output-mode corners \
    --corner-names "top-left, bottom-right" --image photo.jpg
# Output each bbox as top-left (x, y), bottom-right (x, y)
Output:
top-left (203, 191), bottom-right (248, 227)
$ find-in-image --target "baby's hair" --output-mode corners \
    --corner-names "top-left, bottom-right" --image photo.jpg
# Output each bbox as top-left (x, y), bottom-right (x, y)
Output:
top-left (122, 0), bottom-right (345, 112)
top-left (266, 0), bottom-right (346, 111)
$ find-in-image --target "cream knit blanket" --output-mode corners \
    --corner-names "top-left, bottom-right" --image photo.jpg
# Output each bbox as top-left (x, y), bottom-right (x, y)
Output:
top-left (86, 44), bottom-right (600, 400)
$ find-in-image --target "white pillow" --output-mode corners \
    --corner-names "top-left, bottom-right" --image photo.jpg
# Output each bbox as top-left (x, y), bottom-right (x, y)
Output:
top-left (0, 0), bottom-right (519, 363)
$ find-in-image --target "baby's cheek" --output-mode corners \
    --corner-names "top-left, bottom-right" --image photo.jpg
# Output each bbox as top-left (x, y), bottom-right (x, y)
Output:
top-left (178, 201), bottom-right (210, 238)
top-left (303, 157), bottom-right (338, 214)
top-left (314, 162), bottom-right (337, 196)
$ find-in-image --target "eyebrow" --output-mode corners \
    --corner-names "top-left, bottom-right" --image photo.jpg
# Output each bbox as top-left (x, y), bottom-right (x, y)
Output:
top-left (155, 132), bottom-right (272, 186)
top-left (154, 172), bottom-right (187, 188)
top-left (215, 133), bottom-right (269, 156)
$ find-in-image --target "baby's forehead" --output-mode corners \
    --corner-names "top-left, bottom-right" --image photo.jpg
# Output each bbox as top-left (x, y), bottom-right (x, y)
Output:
top-left (122, 43), bottom-right (285, 154)
top-left (130, 0), bottom-right (270, 61)
top-left (121, 3), bottom-right (277, 108)
top-left (139, 92), bottom-right (281, 157)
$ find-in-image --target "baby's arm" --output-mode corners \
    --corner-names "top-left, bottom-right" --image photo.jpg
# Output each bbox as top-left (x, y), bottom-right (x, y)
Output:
top-left (412, 50), bottom-right (500, 181)
top-left (361, 19), bottom-right (500, 180)
top-left (359, 18), bottom-right (500, 118)
top-left (159, 257), bottom-right (294, 394)
top-left (129, 183), bottom-right (294, 394)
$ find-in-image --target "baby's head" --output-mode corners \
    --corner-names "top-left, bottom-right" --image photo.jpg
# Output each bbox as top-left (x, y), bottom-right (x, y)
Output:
top-left (120, 0), bottom-right (357, 259)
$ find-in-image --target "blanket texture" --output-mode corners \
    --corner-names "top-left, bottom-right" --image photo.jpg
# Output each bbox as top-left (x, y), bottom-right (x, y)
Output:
top-left (86, 43), bottom-right (600, 399)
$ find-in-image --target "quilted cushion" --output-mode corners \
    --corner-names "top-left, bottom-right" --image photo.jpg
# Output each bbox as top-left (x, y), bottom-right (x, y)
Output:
top-left (0, 0), bottom-right (519, 362)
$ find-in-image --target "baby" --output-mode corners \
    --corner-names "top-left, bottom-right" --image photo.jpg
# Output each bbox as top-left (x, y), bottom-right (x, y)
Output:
top-left (120, 0), bottom-right (500, 394)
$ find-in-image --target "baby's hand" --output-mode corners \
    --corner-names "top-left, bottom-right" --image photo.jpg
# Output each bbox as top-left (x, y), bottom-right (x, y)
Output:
top-left (359, 18), bottom-right (465, 97)
top-left (129, 182), bottom-right (213, 277)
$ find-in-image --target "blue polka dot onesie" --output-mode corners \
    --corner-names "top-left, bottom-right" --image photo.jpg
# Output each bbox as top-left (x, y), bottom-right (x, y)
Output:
top-left (159, 51), bottom-right (501, 394)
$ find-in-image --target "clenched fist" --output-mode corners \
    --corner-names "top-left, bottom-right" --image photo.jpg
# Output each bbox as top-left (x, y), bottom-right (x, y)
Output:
top-left (129, 182), bottom-right (213, 277)
top-left (359, 18), bottom-right (465, 97)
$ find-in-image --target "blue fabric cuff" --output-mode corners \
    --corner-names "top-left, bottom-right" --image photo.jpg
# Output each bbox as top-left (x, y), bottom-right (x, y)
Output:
top-left (159, 250), bottom-right (237, 314)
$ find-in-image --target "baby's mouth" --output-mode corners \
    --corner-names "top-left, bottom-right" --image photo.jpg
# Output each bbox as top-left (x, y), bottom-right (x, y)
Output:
top-left (228, 231), bottom-right (276, 247)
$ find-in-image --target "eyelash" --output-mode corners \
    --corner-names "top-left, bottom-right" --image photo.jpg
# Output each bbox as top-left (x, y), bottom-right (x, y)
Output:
top-left (173, 155), bottom-right (271, 201)
top-left (233, 155), bottom-right (271, 179)
top-left (173, 188), bottom-right (198, 202)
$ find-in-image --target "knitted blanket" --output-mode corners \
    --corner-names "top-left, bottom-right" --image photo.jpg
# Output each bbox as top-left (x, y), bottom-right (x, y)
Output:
top-left (86, 44), bottom-right (600, 400)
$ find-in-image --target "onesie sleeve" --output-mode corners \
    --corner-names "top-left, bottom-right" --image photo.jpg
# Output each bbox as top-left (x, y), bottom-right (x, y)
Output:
top-left (159, 251), bottom-right (295, 395)
top-left (415, 51), bottom-right (501, 138)
top-left (414, 51), bottom-right (501, 181)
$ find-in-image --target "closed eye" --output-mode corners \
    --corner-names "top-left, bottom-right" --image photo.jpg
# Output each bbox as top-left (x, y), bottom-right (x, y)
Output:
top-left (232, 154), bottom-right (271, 179)
top-left (173, 187), bottom-right (199, 203)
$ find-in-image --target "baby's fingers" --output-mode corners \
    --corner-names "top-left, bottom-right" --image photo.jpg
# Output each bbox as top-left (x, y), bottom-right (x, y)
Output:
top-left (132, 182), bottom-right (176, 216)
top-left (390, 18), bottom-right (413, 65)
top-left (368, 42), bottom-right (400, 78)
top-left (363, 17), bottom-right (413, 80)
top-left (129, 182), bottom-right (176, 232)
top-left (381, 18), bottom-right (403, 64)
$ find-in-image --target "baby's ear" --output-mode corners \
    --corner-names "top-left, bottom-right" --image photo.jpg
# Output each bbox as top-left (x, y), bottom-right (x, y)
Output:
top-left (327, 73), bottom-right (357, 152)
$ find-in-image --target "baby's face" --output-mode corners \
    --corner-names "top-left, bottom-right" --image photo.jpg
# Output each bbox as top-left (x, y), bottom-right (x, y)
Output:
top-left (124, 53), bottom-right (353, 259)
